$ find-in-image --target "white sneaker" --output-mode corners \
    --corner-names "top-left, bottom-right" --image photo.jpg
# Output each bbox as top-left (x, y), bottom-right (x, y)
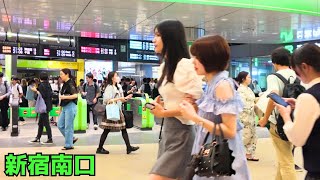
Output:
top-left (94, 124), bottom-right (98, 130)
top-left (19, 121), bottom-right (26, 126)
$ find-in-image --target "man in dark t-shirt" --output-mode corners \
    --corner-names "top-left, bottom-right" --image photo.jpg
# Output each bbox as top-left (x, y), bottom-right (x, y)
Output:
top-left (81, 73), bottom-right (100, 130)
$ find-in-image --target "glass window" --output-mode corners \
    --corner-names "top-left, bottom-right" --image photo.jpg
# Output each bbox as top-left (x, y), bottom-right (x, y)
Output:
top-left (251, 57), bottom-right (274, 91)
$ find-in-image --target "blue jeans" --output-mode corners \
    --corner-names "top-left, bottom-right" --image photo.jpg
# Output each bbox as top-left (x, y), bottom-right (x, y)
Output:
top-left (58, 102), bottom-right (77, 148)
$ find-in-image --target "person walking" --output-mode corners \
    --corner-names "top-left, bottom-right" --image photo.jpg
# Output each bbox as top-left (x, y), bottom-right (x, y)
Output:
top-left (96, 71), bottom-right (138, 155)
top-left (28, 72), bottom-right (54, 144)
top-left (149, 20), bottom-right (203, 180)
top-left (57, 68), bottom-right (78, 150)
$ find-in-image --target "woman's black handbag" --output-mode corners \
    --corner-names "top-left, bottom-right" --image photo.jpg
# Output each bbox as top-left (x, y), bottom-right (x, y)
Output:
top-left (93, 102), bottom-right (106, 117)
top-left (123, 110), bottom-right (134, 128)
top-left (185, 121), bottom-right (236, 179)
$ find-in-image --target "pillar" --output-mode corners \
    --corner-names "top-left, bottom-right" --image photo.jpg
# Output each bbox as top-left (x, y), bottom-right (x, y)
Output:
top-left (5, 55), bottom-right (17, 83)
top-left (76, 59), bottom-right (84, 86)
top-left (113, 61), bottom-right (118, 71)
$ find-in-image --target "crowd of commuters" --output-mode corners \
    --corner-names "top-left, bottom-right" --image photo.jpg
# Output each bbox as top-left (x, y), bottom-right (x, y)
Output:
top-left (0, 19), bottom-right (319, 180)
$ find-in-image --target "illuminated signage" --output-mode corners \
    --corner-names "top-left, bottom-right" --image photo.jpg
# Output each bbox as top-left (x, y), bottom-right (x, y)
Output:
top-left (41, 45), bottom-right (76, 58)
top-left (0, 42), bottom-right (75, 58)
top-left (80, 31), bottom-right (116, 39)
top-left (128, 40), bottom-right (158, 62)
top-left (297, 27), bottom-right (320, 40)
top-left (78, 37), bottom-right (126, 61)
top-left (284, 40), bottom-right (320, 53)
top-left (0, 42), bottom-right (38, 55)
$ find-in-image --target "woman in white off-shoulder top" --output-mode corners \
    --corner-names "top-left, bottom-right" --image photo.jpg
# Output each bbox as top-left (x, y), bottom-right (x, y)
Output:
top-left (149, 20), bottom-right (203, 180)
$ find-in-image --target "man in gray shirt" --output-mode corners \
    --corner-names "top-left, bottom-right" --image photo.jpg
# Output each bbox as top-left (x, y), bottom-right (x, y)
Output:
top-left (0, 73), bottom-right (12, 131)
top-left (81, 73), bottom-right (100, 130)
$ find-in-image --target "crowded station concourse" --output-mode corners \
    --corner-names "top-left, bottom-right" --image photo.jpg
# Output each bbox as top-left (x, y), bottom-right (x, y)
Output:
top-left (0, 0), bottom-right (318, 179)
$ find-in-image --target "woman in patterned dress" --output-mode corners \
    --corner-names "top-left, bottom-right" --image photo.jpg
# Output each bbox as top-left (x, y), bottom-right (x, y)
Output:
top-left (236, 71), bottom-right (259, 161)
top-left (96, 71), bottom-right (139, 155)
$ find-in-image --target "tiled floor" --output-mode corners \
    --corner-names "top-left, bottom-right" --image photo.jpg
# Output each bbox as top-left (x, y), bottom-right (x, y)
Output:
top-left (0, 119), bottom-right (306, 179)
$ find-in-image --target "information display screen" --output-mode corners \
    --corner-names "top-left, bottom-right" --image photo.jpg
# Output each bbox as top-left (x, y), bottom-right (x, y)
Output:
top-left (0, 42), bottom-right (38, 56)
top-left (78, 37), bottom-right (127, 61)
top-left (0, 42), bottom-right (76, 58)
top-left (40, 45), bottom-right (76, 58)
top-left (128, 40), bottom-right (158, 62)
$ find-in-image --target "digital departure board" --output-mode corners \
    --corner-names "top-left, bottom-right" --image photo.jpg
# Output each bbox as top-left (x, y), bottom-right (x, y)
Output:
top-left (128, 40), bottom-right (159, 62)
top-left (78, 37), bottom-right (127, 61)
top-left (0, 42), bottom-right (76, 58)
top-left (40, 45), bottom-right (76, 58)
top-left (0, 42), bottom-right (38, 56)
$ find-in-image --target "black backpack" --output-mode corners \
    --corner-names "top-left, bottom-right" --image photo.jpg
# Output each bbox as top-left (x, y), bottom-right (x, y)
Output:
top-left (272, 73), bottom-right (306, 141)
top-left (83, 83), bottom-right (99, 96)
top-left (144, 83), bottom-right (151, 96)
top-left (152, 86), bottom-right (159, 99)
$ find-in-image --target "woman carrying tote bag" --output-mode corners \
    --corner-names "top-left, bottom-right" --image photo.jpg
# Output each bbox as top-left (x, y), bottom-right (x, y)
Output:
top-left (96, 71), bottom-right (139, 155)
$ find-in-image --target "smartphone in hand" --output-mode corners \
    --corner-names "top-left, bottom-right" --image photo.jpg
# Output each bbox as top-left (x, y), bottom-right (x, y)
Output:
top-left (267, 93), bottom-right (289, 107)
top-left (145, 103), bottom-right (155, 110)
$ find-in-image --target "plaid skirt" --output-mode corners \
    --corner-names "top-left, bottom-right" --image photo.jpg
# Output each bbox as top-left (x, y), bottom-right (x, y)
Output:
top-left (99, 110), bottom-right (126, 130)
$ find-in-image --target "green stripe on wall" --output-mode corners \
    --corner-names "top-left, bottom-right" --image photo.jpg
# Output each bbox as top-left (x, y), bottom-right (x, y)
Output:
top-left (148, 0), bottom-right (320, 16)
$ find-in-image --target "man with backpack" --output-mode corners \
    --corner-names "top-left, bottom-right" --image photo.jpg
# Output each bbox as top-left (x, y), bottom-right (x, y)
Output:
top-left (81, 73), bottom-right (100, 130)
top-left (259, 47), bottom-right (305, 180)
top-left (0, 73), bottom-right (11, 131)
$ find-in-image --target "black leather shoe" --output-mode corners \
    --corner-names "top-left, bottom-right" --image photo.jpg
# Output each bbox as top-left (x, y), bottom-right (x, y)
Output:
top-left (96, 148), bottom-right (110, 154)
top-left (127, 146), bottom-right (139, 154)
top-left (28, 138), bottom-right (40, 143)
top-left (73, 137), bottom-right (78, 144)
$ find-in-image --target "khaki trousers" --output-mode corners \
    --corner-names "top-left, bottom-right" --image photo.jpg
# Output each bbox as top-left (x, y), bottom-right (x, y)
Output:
top-left (269, 123), bottom-right (297, 180)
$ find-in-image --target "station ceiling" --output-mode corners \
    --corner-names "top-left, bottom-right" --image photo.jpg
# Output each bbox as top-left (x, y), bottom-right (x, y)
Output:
top-left (0, 0), bottom-right (320, 44)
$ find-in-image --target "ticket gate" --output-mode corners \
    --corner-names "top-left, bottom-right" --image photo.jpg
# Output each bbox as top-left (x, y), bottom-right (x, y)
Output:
top-left (126, 94), bottom-right (154, 130)
top-left (9, 94), bottom-right (88, 136)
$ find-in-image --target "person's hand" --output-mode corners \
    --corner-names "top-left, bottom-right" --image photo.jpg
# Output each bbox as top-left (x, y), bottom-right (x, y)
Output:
top-left (258, 117), bottom-right (268, 127)
top-left (283, 98), bottom-right (296, 109)
top-left (179, 100), bottom-right (198, 121)
top-left (183, 94), bottom-right (196, 104)
top-left (154, 95), bottom-right (164, 107)
top-left (0, 95), bottom-right (4, 101)
top-left (150, 102), bottom-right (165, 118)
top-left (60, 95), bottom-right (66, 100)
top-left (126, 94), bottom-right (133, 99)
top-left (274, 103), bottom-right (292, 122)
top-left (31, 86), bottom-right (37, 92)
top-left (93, 98), bottom-right (97, 104)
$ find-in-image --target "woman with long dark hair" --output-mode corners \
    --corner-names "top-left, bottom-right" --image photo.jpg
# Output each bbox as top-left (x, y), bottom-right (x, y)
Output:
top-left (149, 20), bottom-right (203, 180)
top-left (96, 71), bottom-right (139, 154)
top-left (276, 44), bottom-right (320, 180)
top-left (236, 71), bottom-right (259, 161)
top-left (57, 68), bottom-right (78, 150)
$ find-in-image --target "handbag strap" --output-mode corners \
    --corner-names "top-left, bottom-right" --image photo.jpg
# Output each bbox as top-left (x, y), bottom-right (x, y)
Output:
top-left (202, 116), bottom-right (225, 145)
top-left (159, 118), bottom-right (164, 140)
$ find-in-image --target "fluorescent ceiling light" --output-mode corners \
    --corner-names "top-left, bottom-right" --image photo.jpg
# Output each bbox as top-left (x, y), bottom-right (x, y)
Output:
top-left (2, 32), bottom-right (75, 42)
top-left (221, 18), bottom-right (228, 21)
